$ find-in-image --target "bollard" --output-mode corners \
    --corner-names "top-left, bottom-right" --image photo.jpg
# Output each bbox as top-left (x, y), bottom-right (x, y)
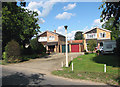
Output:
top-left (72, 62), bottom-right (73, 71)
top-left (71, 57), bottom-right (73, 61)
top-left (104, 64), bottom-right (106, 72)
top-left (61, 61), bottom-right (63, 67)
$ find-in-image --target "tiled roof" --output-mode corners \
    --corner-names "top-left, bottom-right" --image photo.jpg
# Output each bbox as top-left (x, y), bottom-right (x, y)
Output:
top-left (68, 40), bottom-right (83, 44)
top-left (39, 31), bottom-right (65, 37)
top-left (83, 27), bottom-right (112, 34)
top-left (49, 31), bottom-right (65, 37)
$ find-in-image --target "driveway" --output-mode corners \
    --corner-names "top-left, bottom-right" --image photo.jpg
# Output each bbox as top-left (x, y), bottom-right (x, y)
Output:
top-left (1, 53), bottom-right (108, 85)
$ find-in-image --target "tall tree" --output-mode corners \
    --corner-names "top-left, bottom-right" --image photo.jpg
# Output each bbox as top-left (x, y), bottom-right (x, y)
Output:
top-left (99, 1), bottom-right (120, 28)
top-left (74, 31), bottom-right (83, 40)
top-left (2, 2), bottom-right (40, 51)
top-left (102, 17), bottom-right (120, 40)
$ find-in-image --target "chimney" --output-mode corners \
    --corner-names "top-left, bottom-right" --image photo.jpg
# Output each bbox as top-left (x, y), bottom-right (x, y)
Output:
top-left (54, 30), bottom-right (56, 33)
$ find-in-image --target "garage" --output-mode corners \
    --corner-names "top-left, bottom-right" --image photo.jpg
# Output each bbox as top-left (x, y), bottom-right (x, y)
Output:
top-left (71, 44), bottom-right (79, 52)
top-left (62, 45), bottom-right (70, 53)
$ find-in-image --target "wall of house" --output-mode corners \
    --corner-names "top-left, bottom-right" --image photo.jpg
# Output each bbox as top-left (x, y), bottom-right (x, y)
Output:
top-left (47, 31), bottom-right (58, 42)
top-left (97, 28), bottom-right (111, 40)
top-left (58, 36), bottom-right (65, 53)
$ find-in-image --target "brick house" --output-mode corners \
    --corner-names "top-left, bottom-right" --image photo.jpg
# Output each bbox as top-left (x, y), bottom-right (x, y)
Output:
top-left (83, 27), bottom-right (111, 51)
top-left (38, 30), bottom-right (65, 53)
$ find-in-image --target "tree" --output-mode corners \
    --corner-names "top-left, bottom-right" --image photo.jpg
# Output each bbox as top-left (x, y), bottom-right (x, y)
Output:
top-left (99, 1), bottom-right (120, 28)
top-left (87, 40), bottom-right (97, 52)
top-left (102, 17), bottom-right (120, 40)
top-left (30, 38), bottom-right (46, 54)
top-left (2, 2), bottom-right (40, 51)
top-left (74, 31), bottom-right (83, 40)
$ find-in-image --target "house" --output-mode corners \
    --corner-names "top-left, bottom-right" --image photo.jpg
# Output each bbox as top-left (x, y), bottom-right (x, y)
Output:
top-left (83, 27), bottom-right (112, 51)
top-left (38, 30), bottom-right (65, 53)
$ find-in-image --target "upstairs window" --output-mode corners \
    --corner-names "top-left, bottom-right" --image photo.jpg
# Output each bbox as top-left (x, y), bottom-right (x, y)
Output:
top-left (99, 32), bottom-right (106, 38)
top-left (49, 36), bottom-right (55, 40)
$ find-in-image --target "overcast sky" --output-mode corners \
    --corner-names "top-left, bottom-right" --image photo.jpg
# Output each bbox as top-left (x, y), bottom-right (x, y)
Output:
top-left (18, 1), bottom-right (105, 40)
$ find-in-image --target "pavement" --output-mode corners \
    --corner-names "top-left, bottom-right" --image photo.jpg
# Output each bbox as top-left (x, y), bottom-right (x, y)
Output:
top-left (1, 53), bottom-right (108, 86)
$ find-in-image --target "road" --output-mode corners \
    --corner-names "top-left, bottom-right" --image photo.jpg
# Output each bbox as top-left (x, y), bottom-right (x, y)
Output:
top-left (1, 53), bottom-right (107, 86)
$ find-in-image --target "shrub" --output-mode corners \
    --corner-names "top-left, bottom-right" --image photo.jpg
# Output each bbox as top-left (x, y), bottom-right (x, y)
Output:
top-left (87, 40), bottom-right (97, 52)
top-left (85, 52), bottom-right (89, 55)
top-left (4, 40), bottom-right (21, 63)
top-left (30, 38), bottom-right (46, 54)
top-left (21, 46), bottom-right (34, 55)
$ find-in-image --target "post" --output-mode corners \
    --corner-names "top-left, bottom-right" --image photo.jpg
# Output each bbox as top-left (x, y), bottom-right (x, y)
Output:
top-left (71, 57), bottom-right (73, 61)
top-left (104, 64), bottom-right (106, 72)
top-left (61, 61), bottom-right (63, 67)
top-left (72, 62), bottom-right (73, 71)
top-left (65, 26), bottom-right (68, 67)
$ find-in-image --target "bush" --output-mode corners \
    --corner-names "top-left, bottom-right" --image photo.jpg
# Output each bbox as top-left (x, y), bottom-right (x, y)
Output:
top-left (4, 40), bottom-right (21, 63)
top-left (21, 46), bottom-right (34, 55)
top-left (85, 52), bottom-right (89, 55)
top-left (87, 40), bottom-right (97, 52)
top-left (30, 38), bottom-right (46, 54)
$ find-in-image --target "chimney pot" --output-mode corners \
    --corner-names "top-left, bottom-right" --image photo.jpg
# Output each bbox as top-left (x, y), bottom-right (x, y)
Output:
top-left (54, 30), bottom-right (56, 33)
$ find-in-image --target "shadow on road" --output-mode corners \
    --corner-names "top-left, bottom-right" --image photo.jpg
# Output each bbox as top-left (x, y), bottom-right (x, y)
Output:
top-left (2, 72), bottom-right (46, 86)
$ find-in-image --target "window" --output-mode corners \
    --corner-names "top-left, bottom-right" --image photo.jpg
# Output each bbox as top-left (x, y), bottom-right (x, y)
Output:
top-left (86, 33), bottom-right (97, 39)
top-left (38, 37), bottom-right (47, 42)
top-left (49, 36), bottom-right (55, 40)
top-left (99, 32), bottom-right (106, 38)
top-left (100, 42), bottom-right (103, 46)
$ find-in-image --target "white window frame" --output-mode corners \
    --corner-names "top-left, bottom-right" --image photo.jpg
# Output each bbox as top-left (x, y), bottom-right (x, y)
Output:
top-left (99, 32), bottom-right (106, 38)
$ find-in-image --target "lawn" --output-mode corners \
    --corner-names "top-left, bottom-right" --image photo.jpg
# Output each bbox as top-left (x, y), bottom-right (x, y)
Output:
top-left (52, 53), bottom-right (120, 85)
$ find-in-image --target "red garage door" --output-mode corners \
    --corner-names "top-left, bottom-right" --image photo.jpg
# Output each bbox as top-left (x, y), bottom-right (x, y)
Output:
top-left (71, 44), bottom-right (79, 52)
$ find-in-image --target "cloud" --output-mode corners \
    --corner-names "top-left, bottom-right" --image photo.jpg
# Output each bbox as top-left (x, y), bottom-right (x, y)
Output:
top-left (56, 25), bottom-right (80, 40)
top-left (92, 19), bottom-right (105, 28)
top-left (38, 18), bottom-right (45, 24)
top-left (81, 26), bottom-right (89, 32)
top-left (63, 3), bottom-right (76, 11)
top-left (56, 12), bottom-right (75, 20)
top-left (23, 1), bottom-right (57, 24)
top-left (25, 1), bottom-right (56, 17)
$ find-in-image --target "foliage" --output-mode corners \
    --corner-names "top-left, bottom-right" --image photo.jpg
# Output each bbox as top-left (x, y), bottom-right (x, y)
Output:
top-left (74, 31), bottom-right (83, 40)
top-left (116, 37), bottom-right (120, 55)
top-left (2, 2), bottom-right (40, 51)
top-left (102, 17), bottom-right (120, 40)
top-left (30, 38), bottom-right (46, 54)
top-left (21, 46), bottom-right (34, 55)
top-left (87, 40), bottom-right (97, 52)
top-left (5, 40), bottom-right (21, 63)
top-left (99, 1), bottom-right (120, 28)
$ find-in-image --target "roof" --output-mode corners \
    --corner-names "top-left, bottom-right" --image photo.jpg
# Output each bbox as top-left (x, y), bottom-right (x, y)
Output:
top-left (83, 27), bottom-right (112, 34)
top-left (39, 31), bottom-right (65, 37)
top-left (49, 31), bottom-right (65, 37)
top-left (68, 40), bottom-right (83, 44)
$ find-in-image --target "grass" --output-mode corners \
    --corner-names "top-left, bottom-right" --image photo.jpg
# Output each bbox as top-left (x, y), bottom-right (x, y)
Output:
top-left (52, 53), bottom-right (120, 85)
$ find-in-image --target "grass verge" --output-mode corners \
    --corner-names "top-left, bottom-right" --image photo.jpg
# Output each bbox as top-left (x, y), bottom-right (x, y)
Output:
top-left (52, 53), bottom-right (120, 85)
